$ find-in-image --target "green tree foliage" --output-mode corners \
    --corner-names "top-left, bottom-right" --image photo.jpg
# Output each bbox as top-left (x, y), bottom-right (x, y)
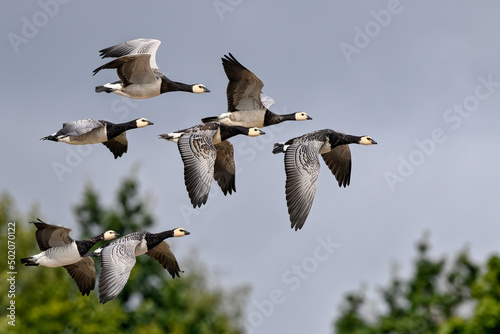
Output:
top-left (334, 234), bottom-right (500, 334)
top-left (0, 174), bottom-right (248, 334)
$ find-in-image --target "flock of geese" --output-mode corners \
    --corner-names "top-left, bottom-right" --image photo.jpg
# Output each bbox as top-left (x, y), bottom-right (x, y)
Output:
top-left (24, 38), bottom-right (377, 303)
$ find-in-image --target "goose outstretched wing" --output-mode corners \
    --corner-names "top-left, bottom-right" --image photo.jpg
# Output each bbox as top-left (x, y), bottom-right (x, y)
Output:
top-left (146, 241), bottom-right (181, 279)
top-left (98, 240), bottom-right (140, 304)
top-left (213, 140), bottom-right (236, 195)
top-left (222, 53), bottom-right (264, 112)
top-left (177, 131), bottom-right (217, 208)
top-left (64, 257), bottom-right (96, 296)
top-left (321, 145), bottom-right (352, 187)
top-left (31, 218), bottom-right (73, 250)
top-left (103, 132), bottom-right (128, 159)
top-left (284, 143), bottom-right (321, 230)
top-left (93, 54), bottom-right (157, 86)
top-left (98, 38), bottom-right (161, 70)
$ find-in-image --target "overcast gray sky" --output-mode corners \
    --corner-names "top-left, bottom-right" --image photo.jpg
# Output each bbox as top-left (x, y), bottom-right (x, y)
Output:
top-left (2, 1), bottom-right (500, 333)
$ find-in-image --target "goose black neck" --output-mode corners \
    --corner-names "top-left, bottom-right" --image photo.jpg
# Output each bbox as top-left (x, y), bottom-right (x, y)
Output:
top-left (161, 76), bottom-right (192, 93)
top-left (102, 120), bottom-right (137, 139)
top-left (219, 124), bottom-right (248, 141)
top-left (75, 234), bottom-right (104, 256)
top-left (264, 110), bottom-right (295, 126)
top-left (342, 134), bottom-right (363, 145)
top-left (145, 230), bottom-right (174, 249)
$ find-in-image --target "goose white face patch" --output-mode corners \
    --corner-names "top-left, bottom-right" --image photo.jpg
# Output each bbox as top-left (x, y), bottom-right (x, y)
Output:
top-left (359, 136), bottom-right (376, 145)
top-left (104, 230), bottom-right (118, 241)
top-left (295, 112), bottom-right (310, 121)
top-left (192, 84), bottom-right (209, 94)
top-left (136, 118), bottom-right (152, 128)
top-left (248, 127), bottom-right (264, 137)
top-left (173, 228), bottom-right (190, 237)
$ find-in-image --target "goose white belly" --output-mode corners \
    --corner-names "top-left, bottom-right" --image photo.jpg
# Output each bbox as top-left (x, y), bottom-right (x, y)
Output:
top-left (119, 81), bottom-right (162, 99)
top-left (134, 238), bottom-right (148, 256)
top-left (220, 109), bottom-right (266, 128)
top-left (60, 127), bottom-right (108, 145)
top-left (318, 140), bottom-right (332, 154)
top-left (35, 243), bottom-right (81, 267)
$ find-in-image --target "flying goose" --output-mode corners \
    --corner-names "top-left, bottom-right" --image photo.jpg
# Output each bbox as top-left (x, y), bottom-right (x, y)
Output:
top-left (20, 218), bottom-right (118, 296)
top-left (93, 38), bottom-right (210, 99)
top-left (273, 129), bottom-right (377, 230)
top-left (159, 122), bottom-right (265, 208)
top-left (201, 53), bottom-right (312, 127)
top-left (86, 227), bottom-right (190, 304)
top-left (41, 117), bottom-right (153, 159)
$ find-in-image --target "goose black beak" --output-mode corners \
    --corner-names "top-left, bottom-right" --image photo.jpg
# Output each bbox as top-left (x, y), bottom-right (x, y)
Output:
top-left (259, 130), bottom-right (266, 135)
top-left (307, 115), bottom-right (313, 120)
top-left (184, 230), bottom-right (191, 235)
top-left (371, 140), bottom-right (377, 145)
top-left (148, 121), bottom-right (154, 125)
top-left (204, 88), bottom-right (211, 93)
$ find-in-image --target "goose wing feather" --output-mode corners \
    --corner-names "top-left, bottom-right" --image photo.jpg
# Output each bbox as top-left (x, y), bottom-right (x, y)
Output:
top-left (146, 241), bottom-right (181, 278)
top-left (321, 145), bottom-right (352, 187)
top-left (284, 142), bottom-right (322, 230)
top-left (177, 131), bottom-right (217, 207)
top-left (31, 219), bottom-right (73, 250)
top-left (93, 54), bottom-right (156, 85)
top-left (260, 93), bottom-right (275, 109)
top-left (222, 53), bottom-right (264, 112)
top-left (103, 132), bottom-right (128, 159)
top-left (98, 240), bottom-right (139, 304)
top-left (99, 38), bottom-right (161, 70)
top-left (59, 119), bottom-right (105, 137)
top-left (64, 257), bottom-right (96, 296)
top-left (214, 140), bottom-right (236, 195)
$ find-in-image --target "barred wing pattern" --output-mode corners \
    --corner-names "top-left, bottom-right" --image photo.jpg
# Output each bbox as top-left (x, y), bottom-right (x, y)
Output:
top-left (98, 38), bottom-right (162, 70)
top-left (98, 240), bottom-right (140, 304)
top-left (284, 142), bottom-right (322, 230)
top-left (177, 131), bottom-right (217, 208)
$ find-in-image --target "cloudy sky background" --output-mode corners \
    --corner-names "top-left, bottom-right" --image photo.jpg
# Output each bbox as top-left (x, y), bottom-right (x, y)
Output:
top-left (2, 1), bottom-right (499, 333)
